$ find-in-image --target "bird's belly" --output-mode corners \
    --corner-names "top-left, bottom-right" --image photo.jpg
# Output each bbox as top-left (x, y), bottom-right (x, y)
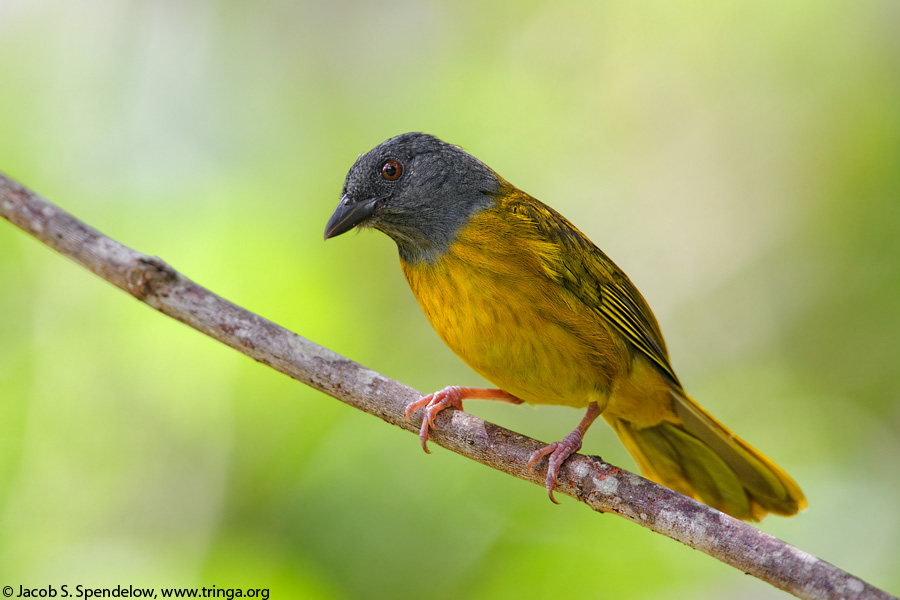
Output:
top-left (402, 258), bottom-right (619, 408)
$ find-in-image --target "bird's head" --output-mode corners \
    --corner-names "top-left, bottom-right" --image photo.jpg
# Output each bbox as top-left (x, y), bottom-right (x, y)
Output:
top-left (324, 132), bottom-right (500, 264)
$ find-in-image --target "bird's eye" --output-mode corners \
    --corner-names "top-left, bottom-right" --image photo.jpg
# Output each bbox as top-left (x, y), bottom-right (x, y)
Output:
top-left (381, 160), bottom-right (403, 181)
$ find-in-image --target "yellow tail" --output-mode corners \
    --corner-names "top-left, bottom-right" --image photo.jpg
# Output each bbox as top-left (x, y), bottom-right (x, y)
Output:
top-left (605, 391), bottom-right (807, 521)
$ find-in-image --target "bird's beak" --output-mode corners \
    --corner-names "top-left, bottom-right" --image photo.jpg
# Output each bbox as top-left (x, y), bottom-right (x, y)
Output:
top-left (324, 195), bottom-right (379, 240)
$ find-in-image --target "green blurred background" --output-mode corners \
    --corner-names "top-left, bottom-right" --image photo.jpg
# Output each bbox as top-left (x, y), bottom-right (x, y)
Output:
top-left (1, 1), bottom-right (898, 598)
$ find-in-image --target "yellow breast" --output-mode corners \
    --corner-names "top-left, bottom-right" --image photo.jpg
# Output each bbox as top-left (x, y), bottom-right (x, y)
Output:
top-left (400, 202), bottom-right (629, 408)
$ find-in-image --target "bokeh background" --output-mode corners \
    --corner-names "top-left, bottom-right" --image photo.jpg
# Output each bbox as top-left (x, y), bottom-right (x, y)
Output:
top-left (1, 1), bottom-right (898, 598)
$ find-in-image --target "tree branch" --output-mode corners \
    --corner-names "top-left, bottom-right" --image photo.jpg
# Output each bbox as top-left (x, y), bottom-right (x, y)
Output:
top-left (1, 171), bottom-right (894, 600)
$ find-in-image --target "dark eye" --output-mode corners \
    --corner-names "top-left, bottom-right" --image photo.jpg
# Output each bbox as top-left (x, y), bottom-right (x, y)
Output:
top-left (381, 160), bottom-right (403, 181)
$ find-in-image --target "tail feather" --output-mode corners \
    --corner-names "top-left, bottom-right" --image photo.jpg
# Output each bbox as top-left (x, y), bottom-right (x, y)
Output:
top-left (605, 391), bottom-right (806, 521)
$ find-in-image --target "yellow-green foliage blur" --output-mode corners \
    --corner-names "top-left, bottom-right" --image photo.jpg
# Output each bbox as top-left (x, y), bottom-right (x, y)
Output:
top-left (1, 1), bottom-right (898, 598)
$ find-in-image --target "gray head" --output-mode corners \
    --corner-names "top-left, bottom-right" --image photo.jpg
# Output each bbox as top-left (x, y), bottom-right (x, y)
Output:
top-left (324, 132), bottom-right (501, 264)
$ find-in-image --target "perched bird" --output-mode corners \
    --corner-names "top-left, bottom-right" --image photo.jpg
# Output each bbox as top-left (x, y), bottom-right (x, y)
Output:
top-left (324, 132), bottom-right (806, 520)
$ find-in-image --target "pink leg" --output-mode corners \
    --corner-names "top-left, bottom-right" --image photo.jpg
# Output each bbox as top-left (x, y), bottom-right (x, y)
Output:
top-left (527, 402), bottom-right (602, 504)
top-left (404, 386), bottom-right (523, 453)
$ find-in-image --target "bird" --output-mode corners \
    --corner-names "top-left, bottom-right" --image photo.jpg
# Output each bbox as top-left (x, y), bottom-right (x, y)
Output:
top-left (324, 132), bottom-right (806, 521)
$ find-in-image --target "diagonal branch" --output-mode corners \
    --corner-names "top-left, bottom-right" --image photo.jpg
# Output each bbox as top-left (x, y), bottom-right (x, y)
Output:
top-left (0, 172), bottom-right (894, 600)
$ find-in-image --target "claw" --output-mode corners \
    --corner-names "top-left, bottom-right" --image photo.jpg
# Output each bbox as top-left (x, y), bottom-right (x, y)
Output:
top-left (527, 441), bottom-right (568, 504)
top-left (526, 402), bottom-right (603, 503)
top-left (403, 386), bottom-right (467, 453)
top-left (403, 396), bottom-right (432, 421)
top-left (403, 387), bottom-right (527, 454)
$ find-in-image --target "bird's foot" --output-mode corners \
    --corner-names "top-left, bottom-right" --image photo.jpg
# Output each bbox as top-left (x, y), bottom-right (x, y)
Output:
top-left (403, 386), bottom-right (468, 453)
top-left (526, 401), bottom-right (601, 504)
top-left (527, 432), bottom-right (585, 504)
top-left (404, 387), bottom-right (523, 453)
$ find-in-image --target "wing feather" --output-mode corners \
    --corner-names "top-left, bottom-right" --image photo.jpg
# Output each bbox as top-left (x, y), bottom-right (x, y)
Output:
top-left (506, 194), bottom-right (680, 386)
